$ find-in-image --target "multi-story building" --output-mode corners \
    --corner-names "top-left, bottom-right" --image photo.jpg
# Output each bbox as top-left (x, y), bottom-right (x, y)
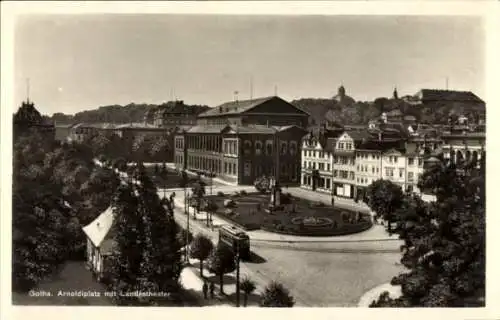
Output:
top-left (332, 130), bottom-right (372, 198)
top-left (143, 100), bottom-right (210, 128)
top-left (300, 128), bottom-right (343, 192)
top-left (175, 124), bottom-right (305, 185)
top-left (442, 130), bottom-right (485, 166)
top-left (174, 96), bottom-right (309, 185)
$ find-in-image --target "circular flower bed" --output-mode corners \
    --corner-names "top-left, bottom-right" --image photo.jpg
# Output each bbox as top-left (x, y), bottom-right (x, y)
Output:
top-left (262, 212), bottom-right (373, 237)
top-left (291, 216), bottom-right (334, 228)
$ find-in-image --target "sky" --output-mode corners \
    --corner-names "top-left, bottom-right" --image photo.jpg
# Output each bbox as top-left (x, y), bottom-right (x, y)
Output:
top-left (14, 14), bottom-right (485, 116)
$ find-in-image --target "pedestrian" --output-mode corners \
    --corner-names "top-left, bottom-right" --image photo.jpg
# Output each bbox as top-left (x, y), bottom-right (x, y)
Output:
top-left (202, 281), bottom-right (208, 299)
top-left (209, 282), bottom-right (215, 299)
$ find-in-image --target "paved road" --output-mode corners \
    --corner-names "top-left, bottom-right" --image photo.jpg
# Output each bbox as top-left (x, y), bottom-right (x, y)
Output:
top-left (170, 191), bottom-right (405, 307)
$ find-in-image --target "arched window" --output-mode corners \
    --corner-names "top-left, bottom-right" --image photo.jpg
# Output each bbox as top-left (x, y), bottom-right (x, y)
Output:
top-left (266, 140), bottom-right (273, 155)
top-left (244, 140), bottom-right (252, 155)
top-left (280, 141), bottom-right (288, 155)
top-left (255, 141), bottom-right (263, 155)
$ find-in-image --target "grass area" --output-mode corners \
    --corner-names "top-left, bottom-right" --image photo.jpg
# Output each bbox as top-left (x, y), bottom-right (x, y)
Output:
top-left (205, 191), bottom-right (372, 236)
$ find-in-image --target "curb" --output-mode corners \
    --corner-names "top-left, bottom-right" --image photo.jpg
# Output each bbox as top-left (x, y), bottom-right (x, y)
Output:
top-left (357, 283), bottom-right (402, 307)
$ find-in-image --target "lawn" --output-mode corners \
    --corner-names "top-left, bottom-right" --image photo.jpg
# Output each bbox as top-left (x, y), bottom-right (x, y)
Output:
top-left (205, 191), bottom-right (372, 236)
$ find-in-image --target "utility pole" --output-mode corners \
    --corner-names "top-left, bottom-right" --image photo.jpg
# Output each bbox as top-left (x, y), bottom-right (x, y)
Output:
top-left (235, 240), bottom-right (241, 307)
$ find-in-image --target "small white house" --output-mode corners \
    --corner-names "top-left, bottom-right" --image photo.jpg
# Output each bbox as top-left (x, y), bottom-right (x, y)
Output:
top-left (82, 206), bottom-right (116, 281)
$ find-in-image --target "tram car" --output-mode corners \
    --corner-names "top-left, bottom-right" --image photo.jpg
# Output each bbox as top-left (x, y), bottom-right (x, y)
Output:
top-left (218, 225), bottom-right (251, 261)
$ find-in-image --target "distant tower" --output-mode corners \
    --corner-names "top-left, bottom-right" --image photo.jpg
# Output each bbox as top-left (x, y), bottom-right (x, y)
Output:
top-left (338, 84), bottom-right (346, 99)
top-left (393, 87), bottom-right (399, 100)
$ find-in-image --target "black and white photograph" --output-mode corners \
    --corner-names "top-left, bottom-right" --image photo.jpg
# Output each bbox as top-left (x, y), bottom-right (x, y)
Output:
top-left (1, 1), bottom-right (498, 317)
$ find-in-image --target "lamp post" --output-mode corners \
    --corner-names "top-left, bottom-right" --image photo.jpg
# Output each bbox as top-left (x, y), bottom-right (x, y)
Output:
top-left (235, 240), bottom-right (241, 307)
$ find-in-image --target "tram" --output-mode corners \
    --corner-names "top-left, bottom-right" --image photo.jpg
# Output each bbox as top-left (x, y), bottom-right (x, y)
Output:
top-left (218, 225), bottom-right (251, 261)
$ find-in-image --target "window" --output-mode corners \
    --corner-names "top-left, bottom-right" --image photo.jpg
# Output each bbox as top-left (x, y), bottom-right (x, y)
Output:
top-left (408, 157), bottom-right (415, 165)
top-left (326, 179), bottom-right (331, 189)
top-left (333, 170), bottom-right (338, 177)
top-left (233, 163), bottom-right (237, 175)
top-left (394, 156), bottom-right (398, 163)
top-left (290, 141), bottom-right (297, 155)
top-left (418, 158), bottom-right (423, 166)
top-left (244, 140), bottom-right (252, 155)
top-left (266, 140), bottom-right (273, 155)
top-left (399, 169), bottom-right (404, 178)
top-left (372, 167), bottom-right (375, 174)
top-left (303, 161), bottom-right (307, 168)
top-left (327, 163), bottom-right (331, 171)
top-left (408, 172), bottom-right (414, 181)
top-left (349, 172), bottom-right (355, 180)
top-left (339, 142), bottom-right (344, 149)
top-left (385, 168), bottom-right (394, 177)
top-left (356, 165), bottom-right (360, 171)
top-left (224, 163), bottom-right (228, 174)
top-left (319, 163), bottom-right (325, 171)
top-left (281, 142), bottom-right (287, 155)
top-left (255, 141), bottom-right (263, 155)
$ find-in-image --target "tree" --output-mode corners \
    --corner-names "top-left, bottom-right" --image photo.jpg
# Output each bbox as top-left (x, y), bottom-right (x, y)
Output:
top-left (371, 155), bottom-right (485, 307)
top-left (366, 179), bottom-right (405, 233)
top-left (191, 177), bottom-right (206, 219)
top-left (107, 184), bottom-right (144, 305)
top-left (134, 169), bottom-right (182, 301)
top-left (207, 244), bottom-right (236, 294)
top-left (259, 281), bottom-right (295, 307)
top-left (189, 234), bottom-right (214, 277)
top-left (240, 277), bottom-right (257, 307)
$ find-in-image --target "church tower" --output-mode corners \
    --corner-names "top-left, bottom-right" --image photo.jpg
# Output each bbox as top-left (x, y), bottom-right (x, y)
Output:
top-left (393, 87), bottom-right (399, 100)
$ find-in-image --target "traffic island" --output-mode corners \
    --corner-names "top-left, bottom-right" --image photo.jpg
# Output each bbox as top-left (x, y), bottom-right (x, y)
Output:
top-left (204, 191), bottom-right (373, 237)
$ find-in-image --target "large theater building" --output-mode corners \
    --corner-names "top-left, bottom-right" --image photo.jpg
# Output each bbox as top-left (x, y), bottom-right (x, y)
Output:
top-left (174, 96), bottom-right (309, 185)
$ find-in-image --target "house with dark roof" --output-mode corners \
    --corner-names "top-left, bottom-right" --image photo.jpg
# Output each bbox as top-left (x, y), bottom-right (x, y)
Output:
top-left (403, 89), bottom-right (485, 109)
top-left (197, 96), bottom-right (309, 128)
top-left (147, 101), bottom-right (209, 128)
top-left (13, 99), bottom-right (55, 138)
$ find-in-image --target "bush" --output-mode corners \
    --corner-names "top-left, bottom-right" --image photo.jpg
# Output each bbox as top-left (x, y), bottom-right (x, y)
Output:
top-left (240, 190), bottom-right (248, 196)
top-left (231, 192), bottom-right (240, 198)
top-left (217, 191), bottom-right (225, 197)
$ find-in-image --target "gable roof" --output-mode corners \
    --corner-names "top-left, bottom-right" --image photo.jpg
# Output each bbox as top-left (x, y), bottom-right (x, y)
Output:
top-left (82, 206), bottom-right (114, 248)
top-left (199, 96), bottom-right (308, 118)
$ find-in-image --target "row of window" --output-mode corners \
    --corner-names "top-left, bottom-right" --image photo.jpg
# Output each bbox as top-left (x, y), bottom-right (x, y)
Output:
top-left (357, 165), bottom-right (380, 174)
top-left (303, 176), bottom-right (332, 189)
top-left (334, 170), bottom-right (355, 180)
top-left (224, 162), bottom-right (238, 176)
top-left (175, 138), bottom-right (184, 149)
top-left (303, 150), bottom-right (332, 159)
top-left (337, 142), bottom-right (353, 150)
top-left (223, 139), bottom-right (238, 156)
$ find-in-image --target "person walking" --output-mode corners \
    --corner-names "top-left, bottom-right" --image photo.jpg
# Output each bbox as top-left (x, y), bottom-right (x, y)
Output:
top-left (202, 281), bottom-right (208, 299)
top-left (209, 282), bottom-right (215, 299)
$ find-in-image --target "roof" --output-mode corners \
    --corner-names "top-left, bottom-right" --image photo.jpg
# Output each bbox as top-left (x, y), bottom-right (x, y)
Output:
top-left (187, 124), bottom-right (305, 135)
top-left (345, 130), bottom-right (373, 141)
top-left (356, 139), bottom-right (403, 152)
top-left (115, 123), bottom-right (162, 129)
top-left (82, 206), bottom-right (114, 248)
top-left (416, 89), bottom-right (484, 103)
top-left (199, 96), bottom-right (307, 118)
top-left (200, 96), bottom-right (275, 117)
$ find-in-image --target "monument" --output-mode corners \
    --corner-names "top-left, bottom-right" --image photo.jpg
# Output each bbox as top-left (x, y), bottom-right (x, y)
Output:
top-left (268, 176), bottom-right (283, 212)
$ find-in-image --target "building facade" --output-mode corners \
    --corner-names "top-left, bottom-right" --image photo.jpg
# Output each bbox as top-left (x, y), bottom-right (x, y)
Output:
top-left (175, 124), bottom-right (305, 185)
top-left (144, 101), bottom-right (210, 128)
top-left (300, 129), bottom-right (342, 193)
